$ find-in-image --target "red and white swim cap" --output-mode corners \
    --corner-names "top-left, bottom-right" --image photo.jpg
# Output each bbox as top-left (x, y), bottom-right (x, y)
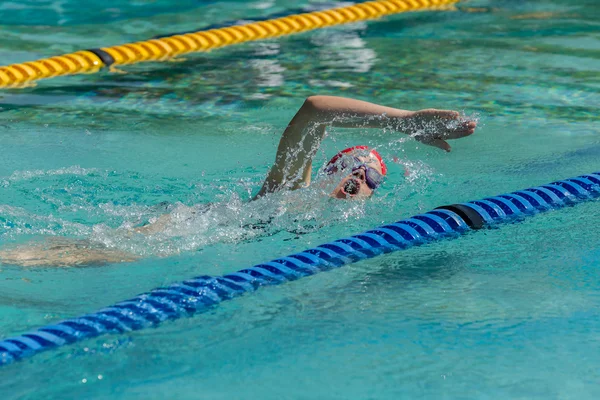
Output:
top-left (325, 145), bottom-right (387, 175)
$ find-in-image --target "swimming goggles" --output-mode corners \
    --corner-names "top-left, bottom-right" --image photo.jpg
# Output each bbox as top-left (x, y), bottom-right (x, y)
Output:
top-left (325, 156), bottom-right (384, 190)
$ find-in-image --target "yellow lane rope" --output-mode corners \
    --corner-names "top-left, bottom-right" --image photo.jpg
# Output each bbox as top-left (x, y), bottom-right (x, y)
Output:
top-left (0, 0), bottom-right (458, 88)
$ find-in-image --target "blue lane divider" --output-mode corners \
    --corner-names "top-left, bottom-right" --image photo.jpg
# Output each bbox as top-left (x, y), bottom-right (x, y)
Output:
top-left (1, 172), bottom-right (599, 366)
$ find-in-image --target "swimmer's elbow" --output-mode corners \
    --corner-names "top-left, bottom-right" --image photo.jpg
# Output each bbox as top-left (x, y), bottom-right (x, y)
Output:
top-left (301, 96), bottom-right (333, 125)
top-left (304, 95), bottom-right (326, 110)
top-left (303, 95), bottom-right (347, 118)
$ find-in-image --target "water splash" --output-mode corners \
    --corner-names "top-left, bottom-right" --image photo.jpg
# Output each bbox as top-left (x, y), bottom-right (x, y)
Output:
top-left (0, 118), bottom-right (443, 267)
top-left (0, 164), bottom-right (391, 265)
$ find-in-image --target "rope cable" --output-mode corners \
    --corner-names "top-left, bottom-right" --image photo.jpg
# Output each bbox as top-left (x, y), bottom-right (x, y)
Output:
top-left (0, 0), bottom-right (459, 88)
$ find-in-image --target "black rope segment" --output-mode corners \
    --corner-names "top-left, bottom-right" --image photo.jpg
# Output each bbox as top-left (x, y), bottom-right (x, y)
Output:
top-left (86, 48), bottom-right (115, 67)
top-left (436, 204), bottom-right (486, 229)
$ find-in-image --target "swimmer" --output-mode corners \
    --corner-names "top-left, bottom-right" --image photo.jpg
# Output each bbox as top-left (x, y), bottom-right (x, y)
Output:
top-left (0, 96), bottom-right (477, 266)
top-left (255, 95), bottom-right (476, 198)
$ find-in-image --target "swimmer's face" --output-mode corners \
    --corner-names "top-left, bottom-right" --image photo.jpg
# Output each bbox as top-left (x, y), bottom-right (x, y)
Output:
top-left (329, 153), bottom-right (384, 199)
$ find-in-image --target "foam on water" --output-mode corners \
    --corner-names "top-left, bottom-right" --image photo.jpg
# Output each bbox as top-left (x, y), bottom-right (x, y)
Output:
top-left (0, 155), bottom-right (438, 265)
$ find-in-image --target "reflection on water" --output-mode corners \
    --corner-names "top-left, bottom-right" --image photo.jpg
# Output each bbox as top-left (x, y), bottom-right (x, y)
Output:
top-left (249, 43), bottom-right (286, 97)
top-left (0, 0), bottom-right (218, 26)
top-left (311, 22), bottom-right (377, 74)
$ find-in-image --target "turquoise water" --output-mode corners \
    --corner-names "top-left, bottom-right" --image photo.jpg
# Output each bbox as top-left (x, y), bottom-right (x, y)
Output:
top-left (1, 0), bottom-right (600, 398)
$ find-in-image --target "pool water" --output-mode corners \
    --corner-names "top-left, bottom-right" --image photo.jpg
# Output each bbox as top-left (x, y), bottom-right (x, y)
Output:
top-left (1, 0), bottom-right (600, 398)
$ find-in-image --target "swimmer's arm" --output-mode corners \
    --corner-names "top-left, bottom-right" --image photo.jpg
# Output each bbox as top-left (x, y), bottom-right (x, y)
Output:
top-left (303, 95), bottom-right (471, 131)
top-left (305, 95), bottom-right (416, 127)
top-left (256, 96), bottom-right (476, 197)
top-left (255, 96), bottom-right (432, 197)
top-left (256, 97), bottom-right (328, 197)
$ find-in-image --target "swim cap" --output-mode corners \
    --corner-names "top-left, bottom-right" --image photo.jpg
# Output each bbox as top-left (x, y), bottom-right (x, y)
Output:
top-left (326, 146), bottom-right (387, 175)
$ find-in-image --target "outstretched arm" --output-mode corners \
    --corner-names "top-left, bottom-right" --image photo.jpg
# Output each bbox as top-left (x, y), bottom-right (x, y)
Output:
top-left (255, 95), bottom-right (476, 198)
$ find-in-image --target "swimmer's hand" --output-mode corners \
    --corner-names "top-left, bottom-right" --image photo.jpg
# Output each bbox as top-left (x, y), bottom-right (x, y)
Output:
top-left (404, 109), bottom-right (477, 152)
